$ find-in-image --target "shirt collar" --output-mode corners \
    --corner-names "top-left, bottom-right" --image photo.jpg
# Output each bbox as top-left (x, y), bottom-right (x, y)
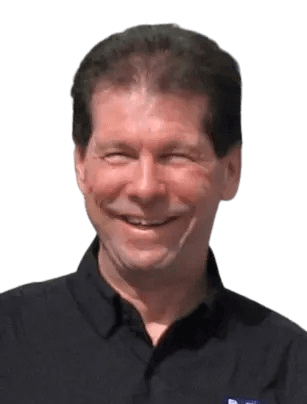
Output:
top-left (68, 235), bottom-right (225, 339)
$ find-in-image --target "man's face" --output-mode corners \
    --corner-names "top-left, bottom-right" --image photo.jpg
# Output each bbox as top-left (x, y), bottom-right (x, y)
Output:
top-left (75, 88), bottom-right (240, 280)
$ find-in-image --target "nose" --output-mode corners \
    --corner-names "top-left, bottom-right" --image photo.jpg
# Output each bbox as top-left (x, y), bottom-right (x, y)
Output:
top-left (126, 155), bottom-right (167, 205)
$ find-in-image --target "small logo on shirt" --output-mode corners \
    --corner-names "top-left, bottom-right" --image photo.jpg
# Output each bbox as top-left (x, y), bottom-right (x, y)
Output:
top-left (223, 397), bottom-right (267, 404)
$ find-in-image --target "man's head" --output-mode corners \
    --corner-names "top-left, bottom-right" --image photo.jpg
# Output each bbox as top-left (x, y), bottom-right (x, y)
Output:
top-left (71, 23), bottom-right (242, 159)
top-left (72, 24), bottom-right (241, 284)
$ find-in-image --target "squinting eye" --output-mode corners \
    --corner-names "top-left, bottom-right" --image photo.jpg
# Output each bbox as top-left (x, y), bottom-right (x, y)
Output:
top-left (105, 153), bottom-right (127, 157)
top-left (163, 154), bottom-right (191, 161)
top-left (103, 153), bottom-right (192, 163)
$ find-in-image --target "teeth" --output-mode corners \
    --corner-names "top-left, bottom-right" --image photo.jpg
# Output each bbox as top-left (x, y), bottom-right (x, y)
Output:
top-left (125, 217), bottom-right (169, 226)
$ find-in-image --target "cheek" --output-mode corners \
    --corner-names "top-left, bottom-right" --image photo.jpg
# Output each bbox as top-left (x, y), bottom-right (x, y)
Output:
top-left (170, 166), bottom-right (218, 203)
top-left (85, 163), bottom-right (125, 200)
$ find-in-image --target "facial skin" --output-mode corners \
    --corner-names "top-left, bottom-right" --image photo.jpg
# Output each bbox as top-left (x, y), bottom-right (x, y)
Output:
top-left (75, 88), bottom-right (241, 295)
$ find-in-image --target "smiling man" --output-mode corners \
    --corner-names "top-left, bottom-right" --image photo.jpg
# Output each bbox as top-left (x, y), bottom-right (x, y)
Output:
top-left (1, 24), bottom-right (307, 404)
top-left (75, 87), bottom-right (240, 345)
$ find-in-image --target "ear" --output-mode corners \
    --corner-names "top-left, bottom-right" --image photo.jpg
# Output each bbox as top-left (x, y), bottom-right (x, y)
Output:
top-left (74, 145), bottom-right (88, 195)
top-left (221, 145), bottom-right (242, 201)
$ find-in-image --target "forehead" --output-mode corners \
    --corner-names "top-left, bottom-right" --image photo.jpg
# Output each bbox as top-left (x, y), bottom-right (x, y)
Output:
top-left (89, 88), bottom-right (212, 151)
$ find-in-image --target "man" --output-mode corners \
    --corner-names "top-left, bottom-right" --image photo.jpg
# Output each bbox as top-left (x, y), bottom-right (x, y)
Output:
top-left (0, 24), bottom-right (306, 404)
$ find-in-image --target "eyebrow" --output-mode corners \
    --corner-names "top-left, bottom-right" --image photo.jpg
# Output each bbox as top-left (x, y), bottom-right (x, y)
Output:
top-left (94, 139), bottom-right (201, 155)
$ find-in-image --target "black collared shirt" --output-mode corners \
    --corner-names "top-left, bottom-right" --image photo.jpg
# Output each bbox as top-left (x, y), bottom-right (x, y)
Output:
top-left (1, 236), bottom-right (307, 404)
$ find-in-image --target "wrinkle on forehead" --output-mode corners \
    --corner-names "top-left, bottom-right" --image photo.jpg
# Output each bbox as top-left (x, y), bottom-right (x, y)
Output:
top-left (91, 87), bottom-right (210, 133)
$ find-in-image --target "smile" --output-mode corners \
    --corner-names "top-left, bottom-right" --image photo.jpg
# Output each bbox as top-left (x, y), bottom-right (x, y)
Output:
top-left (119, 215), bottom-right (178, 230)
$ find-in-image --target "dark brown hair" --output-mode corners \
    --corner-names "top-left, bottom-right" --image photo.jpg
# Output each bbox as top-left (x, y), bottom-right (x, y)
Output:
top-left (71, 24), bottom-right (242, 158)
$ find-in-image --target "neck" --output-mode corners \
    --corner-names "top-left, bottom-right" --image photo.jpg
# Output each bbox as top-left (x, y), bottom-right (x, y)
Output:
top-left (97, 245), bottom-right (209, 344)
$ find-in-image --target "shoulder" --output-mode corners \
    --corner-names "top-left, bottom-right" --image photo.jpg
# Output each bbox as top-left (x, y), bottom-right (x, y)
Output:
top-left (0, 274), bottom-right (75, 333)
top-left (222, 288), bottom-right (307, 344)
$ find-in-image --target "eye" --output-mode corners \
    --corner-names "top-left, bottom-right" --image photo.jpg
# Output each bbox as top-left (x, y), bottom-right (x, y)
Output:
top-left (162, 154), bottom-right (192, 162)
top-left (105, 153), bottom-right (126, 157)
top-left (103, 153), bottom-right (193, 164)
top-left (105, 153), bottom-right (128, 158)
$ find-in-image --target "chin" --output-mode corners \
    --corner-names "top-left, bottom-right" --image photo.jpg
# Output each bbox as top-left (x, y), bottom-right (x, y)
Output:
top-left (116, 245), bottom-right (177, 272)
